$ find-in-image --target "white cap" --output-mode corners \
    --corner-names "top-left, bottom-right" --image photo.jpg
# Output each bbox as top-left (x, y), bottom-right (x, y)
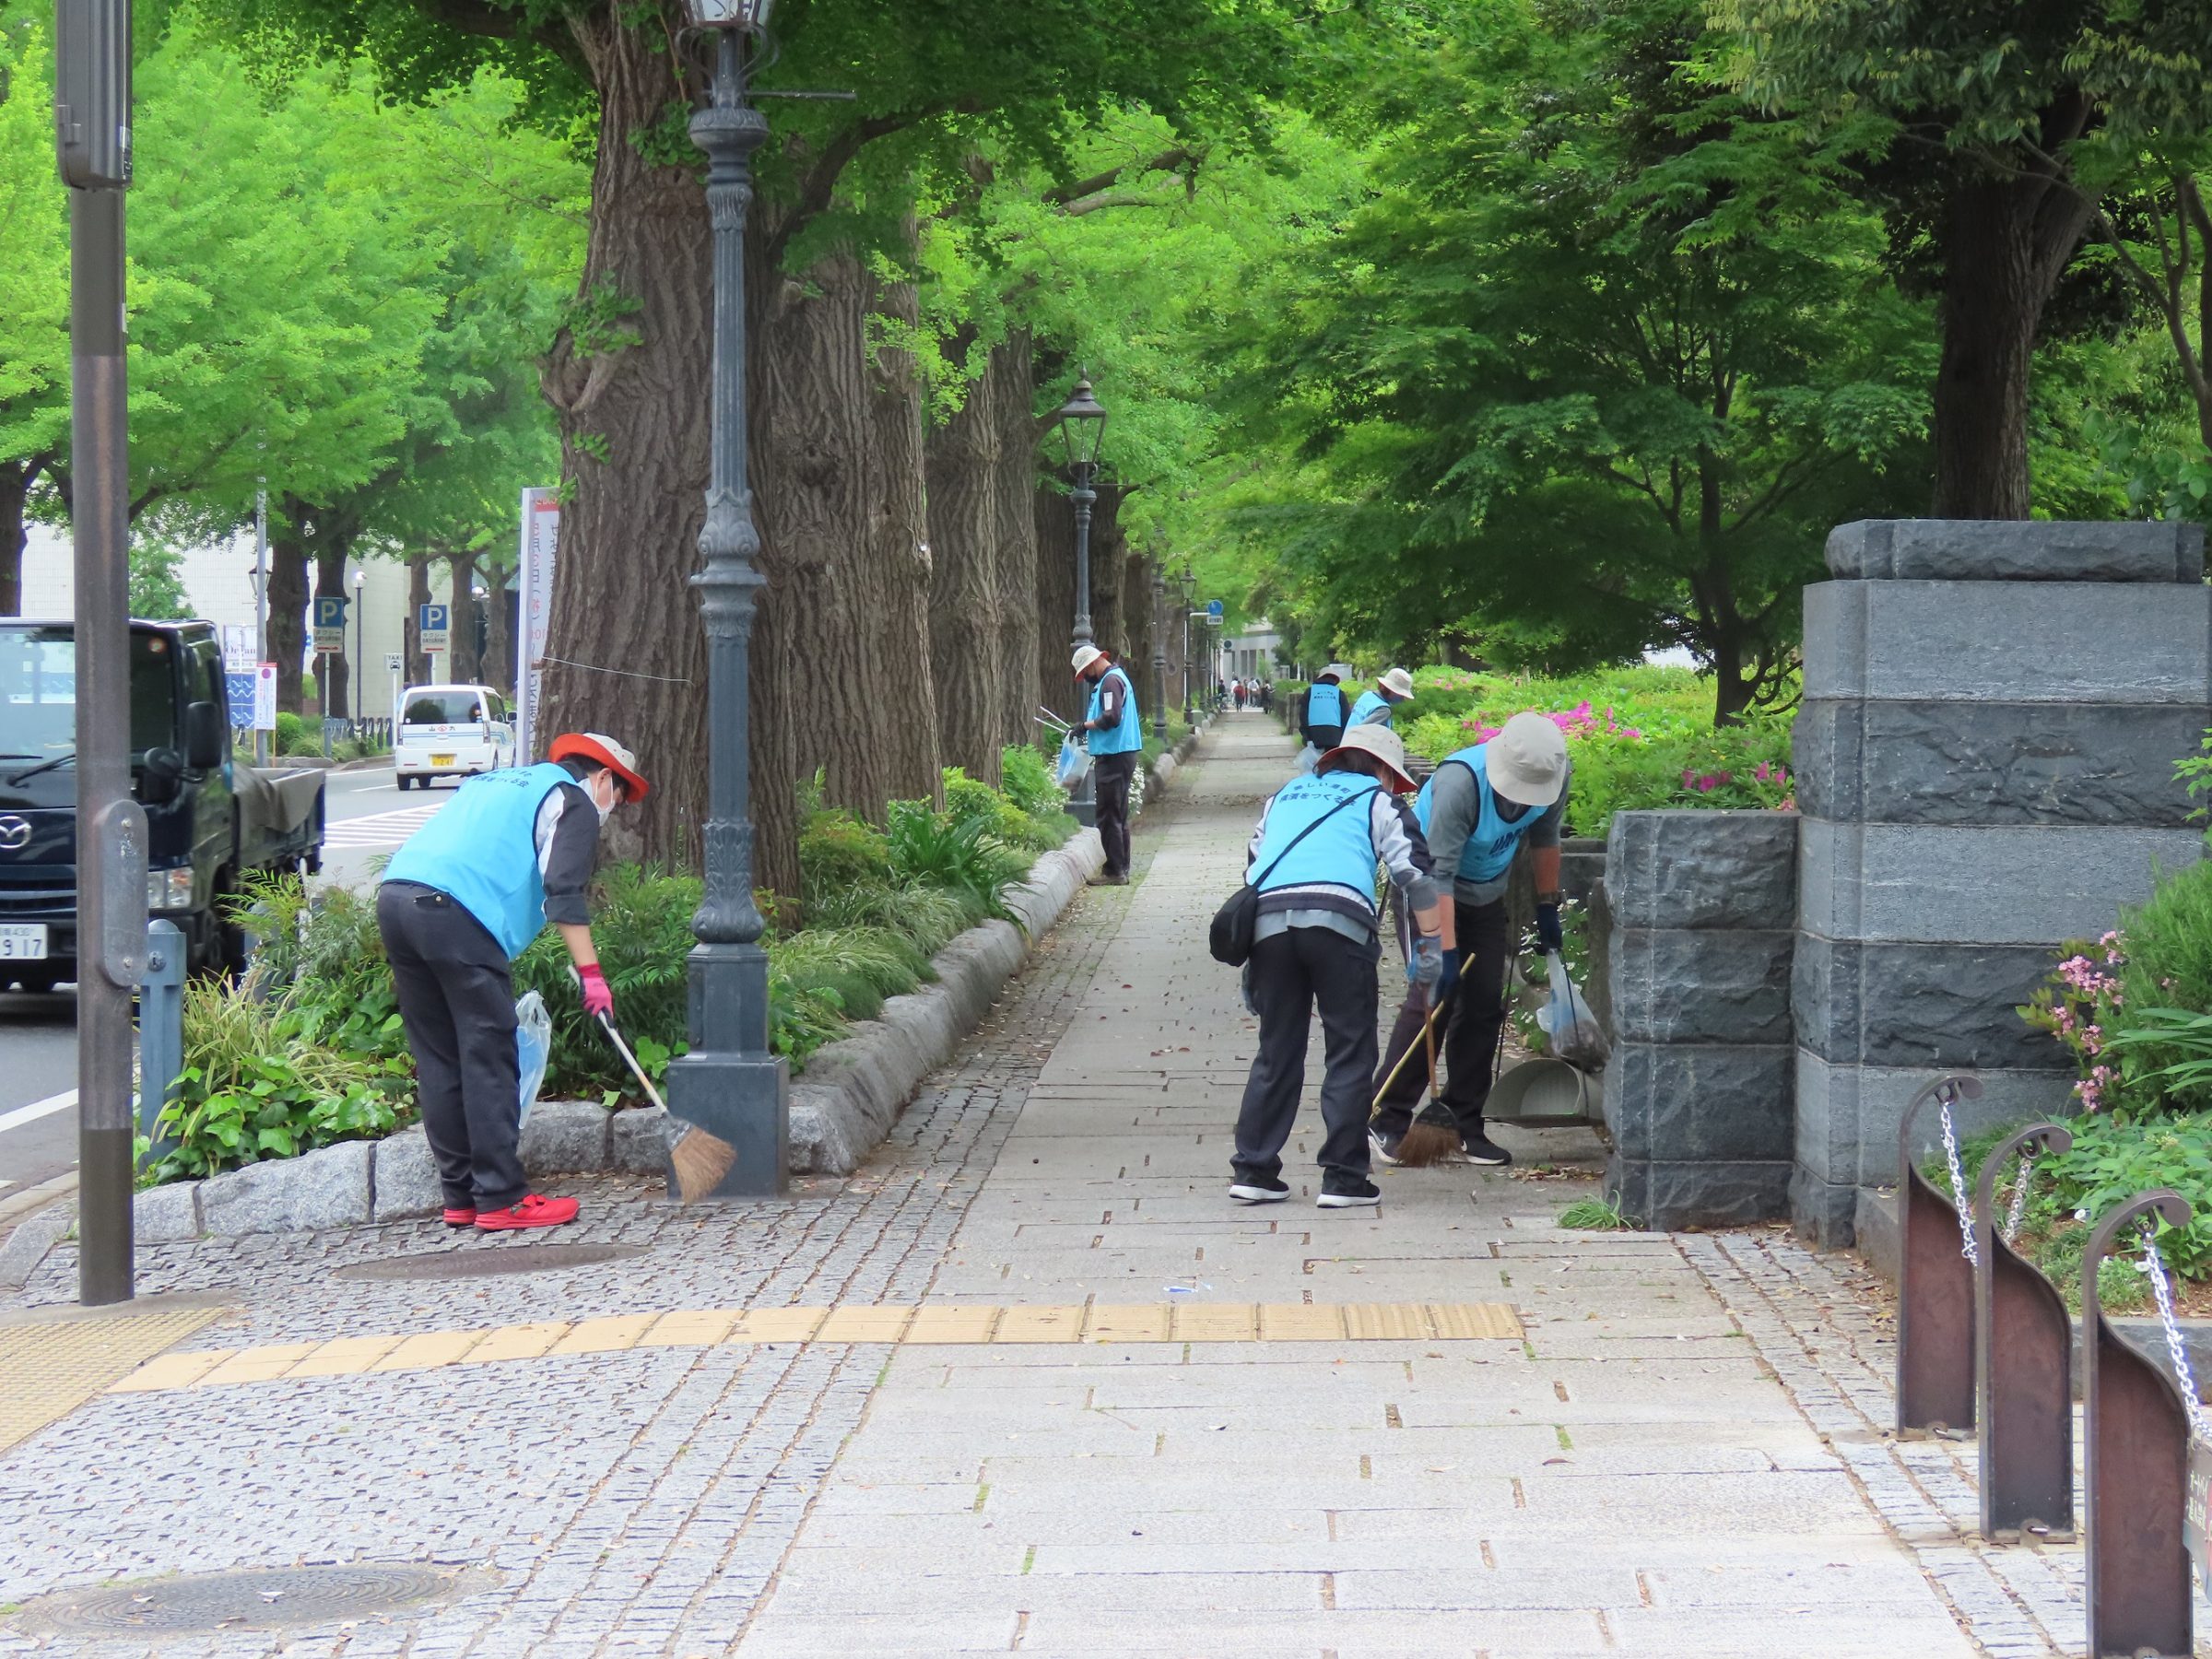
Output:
top-left (1322, 724), bottom-right (1417, 793)
top-left (1071, 645), bottom-right (1106, 677)
top-left (1380, 667), bottom-right (1415, 700)
top-left (1485, 712), bottom-right (1569, 807)
top-left (1320, 662), bottom-right (1356, 682)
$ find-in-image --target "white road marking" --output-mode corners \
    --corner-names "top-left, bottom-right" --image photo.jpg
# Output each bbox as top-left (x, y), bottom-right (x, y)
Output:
top-left (0, 1090), bottom-right (76, 1135)
top-left (322, 800), bottom-right (447, 849)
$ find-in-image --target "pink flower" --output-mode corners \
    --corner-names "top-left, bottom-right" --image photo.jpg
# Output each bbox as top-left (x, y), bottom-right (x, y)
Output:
top-left (1682, 769), bottom-right (1698, 788)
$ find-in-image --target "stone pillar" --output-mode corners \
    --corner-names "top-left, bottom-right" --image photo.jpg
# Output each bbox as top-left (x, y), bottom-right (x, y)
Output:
top-left (1603, 812), bottom-right (1798, 1229)
top-left (1792, 519), bottom-right (2210, 1246)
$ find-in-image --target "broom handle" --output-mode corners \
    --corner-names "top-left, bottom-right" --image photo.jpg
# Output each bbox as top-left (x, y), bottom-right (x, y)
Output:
top-left (596, 1011), bottom-right (670, 1114)
top-left (1371, 989), bottom-right (1450, 1113)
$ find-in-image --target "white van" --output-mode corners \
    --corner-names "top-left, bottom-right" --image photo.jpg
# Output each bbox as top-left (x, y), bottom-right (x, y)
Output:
top-left (394, 684), bottom-right (515, 789)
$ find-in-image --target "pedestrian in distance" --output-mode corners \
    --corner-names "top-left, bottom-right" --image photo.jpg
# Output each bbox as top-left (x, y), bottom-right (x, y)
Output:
top-left (1230, 724), bottom-right (1444, 1209)
top-left (1074, 644), bottom-right (1143, 887)
top-left (1347, 667), bottom-right (1416, 731)
top-left (1300, 663), bottom-right (1352, 755)
top-left (377, 731), bottom-right (650, 1231)
top-left (1370, 712), bottom-right (1571, 1170)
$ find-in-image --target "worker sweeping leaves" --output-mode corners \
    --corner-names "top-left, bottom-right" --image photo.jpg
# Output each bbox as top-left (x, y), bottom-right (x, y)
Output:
top-left (1370, 712), bottom-right (1571, 1170)
top-left (377, 732), bottom-right (650, 1231)
top-left (1230, 724), bottom-right (1443, 1209)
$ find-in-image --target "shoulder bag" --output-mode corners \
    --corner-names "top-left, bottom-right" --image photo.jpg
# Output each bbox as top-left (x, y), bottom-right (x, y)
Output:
top-left (1208, 784), bottom-right (1378, 967)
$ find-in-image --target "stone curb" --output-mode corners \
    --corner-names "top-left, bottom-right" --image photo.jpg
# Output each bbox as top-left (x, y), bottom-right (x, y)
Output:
top-left (134, 826), bottom-right (1112, 1236)
top-left (0, 1199), bottom-right (76, 1292)
top-left (1145, 727), bottom-right (1203, 798)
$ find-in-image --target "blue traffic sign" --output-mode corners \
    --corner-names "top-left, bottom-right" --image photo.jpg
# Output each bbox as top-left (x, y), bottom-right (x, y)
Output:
top-left (224, 670), bottom-right (256, 726)
top-left (313, 594), bottom-right (347, 629)
top-left (1206, 599), bottom-right (1224, 618)
top-left (418, 603), bottom-right (449, 633)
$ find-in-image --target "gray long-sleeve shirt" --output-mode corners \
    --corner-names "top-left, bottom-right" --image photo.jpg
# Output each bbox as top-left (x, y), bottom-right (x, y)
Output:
top-left (1424, 755), bottom-right (1571, 907)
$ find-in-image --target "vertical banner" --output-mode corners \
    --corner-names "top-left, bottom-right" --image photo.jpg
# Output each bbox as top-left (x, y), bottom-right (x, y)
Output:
top-left (516, 487), bottom-right (559, 761)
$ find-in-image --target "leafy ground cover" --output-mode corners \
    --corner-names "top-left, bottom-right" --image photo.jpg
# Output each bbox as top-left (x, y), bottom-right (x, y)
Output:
top-left (147, 750), bottom-right (1078, 1183)
top-left (1283, 665), bottom-right (1793, 839)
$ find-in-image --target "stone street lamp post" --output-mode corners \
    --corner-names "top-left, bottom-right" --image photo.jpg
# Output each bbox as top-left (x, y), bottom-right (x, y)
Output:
top-left (1149, 564), bottom-right (1168, 741)
top-left (1052, 377), bottom-right (1107, 825)
top-left (662, 0), bottom-right (786, 1198)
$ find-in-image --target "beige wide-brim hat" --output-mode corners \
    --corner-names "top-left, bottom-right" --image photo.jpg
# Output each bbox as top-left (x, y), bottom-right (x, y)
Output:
top-left (1486, 711), bottom-right (1569, 807)
top-left (1380, 667), bottom-right (1415, 700)
top-left (1322, 724), bottom-right (1418, 794)
top-left (1321, 663), bottom-right (1357, 682)
top-left (1071, 645), bottom-right (1106, 677)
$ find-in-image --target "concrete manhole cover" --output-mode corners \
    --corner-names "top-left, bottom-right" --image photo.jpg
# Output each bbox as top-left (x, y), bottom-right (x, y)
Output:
top-left (333, 1242), bottom-right (643, 1281)
top-left (13, 1565), bottom-right (497, 1632)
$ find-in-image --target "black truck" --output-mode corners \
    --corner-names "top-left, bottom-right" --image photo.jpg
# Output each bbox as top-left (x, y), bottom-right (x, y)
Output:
top-left (0, 618), bottom-right (326, 991)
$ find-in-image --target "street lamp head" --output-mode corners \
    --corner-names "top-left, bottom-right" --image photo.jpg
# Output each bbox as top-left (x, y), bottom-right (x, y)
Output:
top-left (1053, 376), bottom-right (1108, 475)
top-left (472, 583), bottom-right (488, 601)
top-left (684, 0), bottom-right (772, 27)
top-left (350, 569), bottom-right (365, 591)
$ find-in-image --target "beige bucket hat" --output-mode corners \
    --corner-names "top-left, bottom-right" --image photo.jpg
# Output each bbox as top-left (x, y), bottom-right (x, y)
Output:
top-left (1485, 711), bottom-right (1569, 806)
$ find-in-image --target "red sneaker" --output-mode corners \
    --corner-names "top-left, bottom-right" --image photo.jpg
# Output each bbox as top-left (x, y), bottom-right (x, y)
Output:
top-left (474, 1194), bottom-right (580, 1231)
top-left (441, 1206), bottom-right (477, 1228)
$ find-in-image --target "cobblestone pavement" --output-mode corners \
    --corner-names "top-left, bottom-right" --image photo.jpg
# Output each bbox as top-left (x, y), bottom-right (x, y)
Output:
top-left (0, 713), bottom-right (2194, 1655)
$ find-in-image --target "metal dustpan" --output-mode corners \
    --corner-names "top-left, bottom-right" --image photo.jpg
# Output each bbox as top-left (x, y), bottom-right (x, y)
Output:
top-left (1486, 1057), bottom-right (1599, 1126)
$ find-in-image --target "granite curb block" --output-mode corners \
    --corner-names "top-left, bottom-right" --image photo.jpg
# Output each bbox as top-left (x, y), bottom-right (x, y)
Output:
top-left (1145, 728), bottom-right (1203, 797)
top-left (0, 1201), bottom-right (76, 1290)
top-left (137, 828), bottom-right (1112, 1235)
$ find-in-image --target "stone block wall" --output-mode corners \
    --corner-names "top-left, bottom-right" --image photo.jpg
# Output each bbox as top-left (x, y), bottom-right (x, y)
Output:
top-left (1792, 519), bottom-right (2210, 1245)
top-left (1603, 811), bottom-right (1798, 1229)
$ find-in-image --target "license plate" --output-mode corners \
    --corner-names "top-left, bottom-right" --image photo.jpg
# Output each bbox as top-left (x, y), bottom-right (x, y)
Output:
top-left (430, 754), bottom-right (455, 767)
top-left (0, 924), bottom-right (48, 960)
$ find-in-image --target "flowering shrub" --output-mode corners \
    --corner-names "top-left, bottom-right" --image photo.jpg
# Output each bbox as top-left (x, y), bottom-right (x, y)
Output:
top-left (2020, 934), bottom-right (2128, 1112)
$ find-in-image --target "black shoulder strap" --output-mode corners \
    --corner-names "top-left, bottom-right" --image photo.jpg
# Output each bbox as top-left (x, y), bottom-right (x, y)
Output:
top-left (1250, 783), bottom-right (1380, 888)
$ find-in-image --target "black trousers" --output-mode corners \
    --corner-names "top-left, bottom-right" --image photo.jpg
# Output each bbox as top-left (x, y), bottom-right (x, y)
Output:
top-left (1371, 897), bottom-right (1512, 1140)
top-left (1094, 749), bottom-right (1137, 877)
top-left (1234, 925), bottom-right (1379, 1182)
top-left (1302, 722), bottom-right (1345, 753)
top-left (377, 881), bottom-right (529, 1211)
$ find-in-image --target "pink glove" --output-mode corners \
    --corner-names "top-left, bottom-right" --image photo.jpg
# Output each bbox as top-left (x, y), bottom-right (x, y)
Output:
top-left (578, 963), bottom-right (613, 1019)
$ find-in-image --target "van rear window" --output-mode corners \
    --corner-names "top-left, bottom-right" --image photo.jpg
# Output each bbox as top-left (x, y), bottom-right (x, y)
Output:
top-left (404, 693), bottom-right (481, 724)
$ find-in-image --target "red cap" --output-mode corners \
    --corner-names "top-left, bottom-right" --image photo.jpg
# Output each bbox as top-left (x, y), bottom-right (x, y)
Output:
top-left (549, 732), bottom-right (651, 802)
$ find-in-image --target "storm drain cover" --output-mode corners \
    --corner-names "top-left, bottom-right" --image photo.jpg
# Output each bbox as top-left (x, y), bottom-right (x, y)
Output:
top-left (13, 1565), bottom-right (497, 1632)
top-left (333, 1241), bottom-right (643, 1281)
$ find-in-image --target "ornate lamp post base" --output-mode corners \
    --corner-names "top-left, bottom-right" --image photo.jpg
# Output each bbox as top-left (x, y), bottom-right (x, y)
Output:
top-left (665, 1017), bottom-right (787, 1199)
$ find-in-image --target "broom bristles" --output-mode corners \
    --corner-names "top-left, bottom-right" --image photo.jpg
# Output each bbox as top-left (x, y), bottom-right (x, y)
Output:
top-left (669, 1124), bottom-right (738, 1203)
top-left (1396, 1119), bottom-right (1461, 1168)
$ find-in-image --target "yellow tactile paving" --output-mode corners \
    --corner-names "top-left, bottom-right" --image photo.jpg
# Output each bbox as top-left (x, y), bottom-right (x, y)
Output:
top-left (193, 1343), bottom-right (319, 1387)
top-left (993, 1305), bottom-right (1087, 1343)
top-left (1171, 1302), bottom-right (1259, 1342)
top-left (98, 1301), bottom-right (1524, 1393)
top-left (640, 1310), bottom-right (742, 1347)
top-left (903, 1305), bottom-right (1002, 1345)
top-left (2, 1305), bottom-right (223, 1446)
top-left (549, 1315), bottom-right (656, 1355)
top-left (813, 1306), bottom-right (916, 1343)
top-left (373, 1329), bottom-right (487, 1371)
top-left (1082, 1304), bottom-right (1171, 1343)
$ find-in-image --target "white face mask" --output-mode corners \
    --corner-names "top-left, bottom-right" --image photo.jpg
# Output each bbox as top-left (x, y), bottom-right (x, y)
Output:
top-left (593, 773), bottom-right (619, 824)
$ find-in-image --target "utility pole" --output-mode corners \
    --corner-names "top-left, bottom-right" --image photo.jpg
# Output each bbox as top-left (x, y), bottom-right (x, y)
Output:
top-left (56, 0), bottom-right (140, 1305)
top-left (253, 485), bottom-right (269, 765)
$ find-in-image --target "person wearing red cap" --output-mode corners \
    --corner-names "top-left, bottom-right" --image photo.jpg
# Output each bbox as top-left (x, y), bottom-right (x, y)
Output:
top-left (378, 732), bottom-right (650, 1231)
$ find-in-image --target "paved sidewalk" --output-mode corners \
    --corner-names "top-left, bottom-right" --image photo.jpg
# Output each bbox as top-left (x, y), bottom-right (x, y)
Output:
top-left (0, 713), bottom-right (2137, 1655)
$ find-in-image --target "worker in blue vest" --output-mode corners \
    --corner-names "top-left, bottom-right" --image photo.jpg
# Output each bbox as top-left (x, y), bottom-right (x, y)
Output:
top-left (1300, 664), bottom-right (1351, 753)
top-left (1074, 644), bottom-right (1144, 886)
top-left (1232, 724), bottom-right (1443, 1209)
top-left (1370, 712), bottom-right (1570, 1169)
top-left (377, 732), bottom-right (650, 1231)
top-left (1347, 667), bottom-right (1416, 730)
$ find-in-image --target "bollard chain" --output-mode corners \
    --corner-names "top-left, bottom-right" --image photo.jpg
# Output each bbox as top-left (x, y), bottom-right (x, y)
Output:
top-left (2138, 1220), bottom-right (2210, 1442)
top-left (1938, 1097), bottom-right (1979, 1266)
top-left (2004, 1155), bottom-right (2035, 1244)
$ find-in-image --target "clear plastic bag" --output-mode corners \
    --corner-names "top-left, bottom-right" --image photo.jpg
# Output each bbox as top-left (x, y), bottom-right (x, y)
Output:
top-left (515, 990), bottom-right (552, 1128)
top-left (1537, 950), bottom-right (1608, 1071)
top-left (1293, 742), bottom-right (1320, 775)
top-left (1055, 732), bottom-right (1091, 791)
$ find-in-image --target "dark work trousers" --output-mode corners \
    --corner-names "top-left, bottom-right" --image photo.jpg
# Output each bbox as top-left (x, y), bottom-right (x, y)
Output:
top-left (1233, 925), bottom-right (1380, 1182)
top-left (1371, 897), bottom-right (1512, 1140)
top-left (376, 881), bottom-right (529, 1212)
top-left (1302, 722), bottom-right (1345, 754)
top-left (1093, 749), bottom-right (1138, 877)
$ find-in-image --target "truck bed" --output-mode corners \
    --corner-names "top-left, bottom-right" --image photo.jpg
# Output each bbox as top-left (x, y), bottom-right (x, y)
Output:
top-left (233, 764), bottom-right (325, 873)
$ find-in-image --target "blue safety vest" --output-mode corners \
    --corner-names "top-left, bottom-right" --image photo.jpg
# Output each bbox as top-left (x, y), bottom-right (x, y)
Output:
top-left (1088, 665), bottom-right (1144, 756)
top-left (383, 761), bottom-right (574, 959)
top-left (1305, 681), bottom-right (1346, 728)
top-left (1248, 772), bottom-right (1382, 912)
top-left (1347, 689), bottom-right (1393, 729)
top-left (1415, 745), bottom-right (1540, 887)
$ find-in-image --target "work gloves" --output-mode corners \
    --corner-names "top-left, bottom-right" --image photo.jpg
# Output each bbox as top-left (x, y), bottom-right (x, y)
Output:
top-left (577, 962), bottom-right (614, 1020)
top-left (1535, 903), bottom-right (1564, 956)
top-left (1407, 935), bottom-right (1442, 990)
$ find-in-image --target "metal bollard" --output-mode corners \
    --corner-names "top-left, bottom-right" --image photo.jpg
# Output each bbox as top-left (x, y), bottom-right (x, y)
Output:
top-left (1896, 1073), bottom-right (1983, 1437)
top-left (2082, 1190), bottom-right (2194, 1659)
top-left (136, 919), bottom-right (187, 1167)
top-left (1972, 1122), bottom-right (2074, 1541)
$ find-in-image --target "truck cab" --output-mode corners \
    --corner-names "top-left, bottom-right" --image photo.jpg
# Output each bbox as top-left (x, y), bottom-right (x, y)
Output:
top-left (0, 619), bottom-right (324, 990)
